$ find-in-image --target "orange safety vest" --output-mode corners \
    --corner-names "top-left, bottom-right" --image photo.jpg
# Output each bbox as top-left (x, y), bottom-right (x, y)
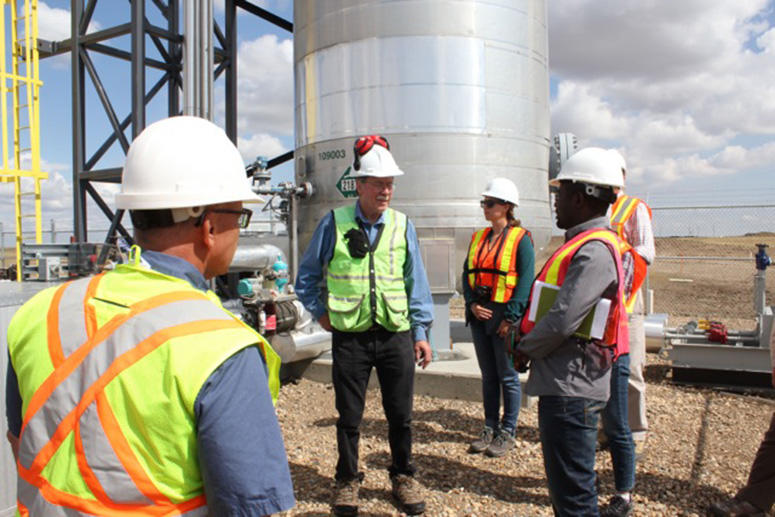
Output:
top-left (466, 226), bottom-right (529, 303)
top-left (610, 194), bottom-right (652, 241)
top-left (610, 194), bottom-right (651, 312)
top-left (520, 228), bottom-right (630, 357)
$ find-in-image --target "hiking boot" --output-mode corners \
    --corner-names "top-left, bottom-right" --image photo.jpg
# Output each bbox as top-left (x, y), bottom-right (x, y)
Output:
top-left (601, 495), bottom-right (633, 517)
top-left (708, 497), bottom-right (766, 517)
top-left (391, 474), bottom-right (426, 515)
top-left (332, 478), bottom-right (360, 516)
top-left (485, 430), bottom-right (515, 457)
top-left (468, 426), bottom-right (495, 454)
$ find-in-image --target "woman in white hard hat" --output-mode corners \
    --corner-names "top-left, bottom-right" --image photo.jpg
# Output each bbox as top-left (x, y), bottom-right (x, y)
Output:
top-left (463, 177), bottom-right (535, 457)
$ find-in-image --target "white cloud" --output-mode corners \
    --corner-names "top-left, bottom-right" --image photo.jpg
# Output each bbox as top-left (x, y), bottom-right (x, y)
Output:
top-left (236, 34), bottom-right (293, 136)
top-left (38, 2), bottom-right (102, 69)
top-left (548, 0), bottom-right (775, 191)
top-left (237, 133), bottom-right (288, 163)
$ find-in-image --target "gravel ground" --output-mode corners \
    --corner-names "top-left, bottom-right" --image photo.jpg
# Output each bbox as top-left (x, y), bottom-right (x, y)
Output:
top-left (276, 354), bottom-right (775, 516)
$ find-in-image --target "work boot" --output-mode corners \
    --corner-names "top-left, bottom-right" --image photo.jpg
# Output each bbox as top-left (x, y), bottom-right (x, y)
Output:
top-left (468, 426), bottom-right (495, 453)
top-left (332, 478), bottom-right (360, 516)
top-left (485, 430), bottom-right (515, 457)
top-left (601, 494), bottom-right (634, 517)
top-left (391, 474), bottom-right (426, 515)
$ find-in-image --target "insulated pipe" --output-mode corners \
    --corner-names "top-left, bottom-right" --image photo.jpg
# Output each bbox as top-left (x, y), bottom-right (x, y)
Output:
top-left (229, 243), bottom-right (287, 273)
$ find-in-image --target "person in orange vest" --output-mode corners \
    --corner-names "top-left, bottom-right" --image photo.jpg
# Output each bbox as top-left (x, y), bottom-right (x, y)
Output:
top-left (4, 116), bottom-right (295, 516)
top-left (512, 147), bottom-right (631, 517)
top-left (607, 149), bottom-right (654, 458)
top-left (463, 178), bottom-right (535, 458)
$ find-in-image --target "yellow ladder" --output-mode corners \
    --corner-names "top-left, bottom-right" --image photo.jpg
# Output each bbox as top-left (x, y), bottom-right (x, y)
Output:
top-left (0, 0), bottom-right (46, 280)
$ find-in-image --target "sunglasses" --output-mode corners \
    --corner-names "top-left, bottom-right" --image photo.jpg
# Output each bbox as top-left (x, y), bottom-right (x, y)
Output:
top-left (480, 199), bottom-right (506, 209)
top-left (195, 208), bottom-right (253, 229)
top-left (353, 135), bottom-right (390, 170)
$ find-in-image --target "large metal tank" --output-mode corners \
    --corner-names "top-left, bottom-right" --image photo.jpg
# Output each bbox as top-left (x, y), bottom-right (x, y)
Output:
top-left (294, 0), bottom-right (551, 288)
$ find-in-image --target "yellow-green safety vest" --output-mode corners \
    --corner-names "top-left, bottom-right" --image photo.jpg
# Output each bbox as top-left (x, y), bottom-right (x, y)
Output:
top-left (327, 205), bottom-right (410, 333)
top-left (7, 248), bottom-right (281, 516)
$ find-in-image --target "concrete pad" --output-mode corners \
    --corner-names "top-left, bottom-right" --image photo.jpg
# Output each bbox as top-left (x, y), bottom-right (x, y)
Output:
top-left (301, 340), bottom-right (534, 407)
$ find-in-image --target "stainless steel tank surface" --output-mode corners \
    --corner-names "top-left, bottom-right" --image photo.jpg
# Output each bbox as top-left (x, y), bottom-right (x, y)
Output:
top-left (294, 0), bottom-right (551, 288)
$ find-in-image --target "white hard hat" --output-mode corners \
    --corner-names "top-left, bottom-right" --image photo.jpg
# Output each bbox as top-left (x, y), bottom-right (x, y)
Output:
top-left (607, 149), bottom-right (627, 176)
top-left (481, 177), bottom-right (519, 206)
top-left (115, 116), bottom-right (261, 211)
top-left (549, 147), bottom-right (623, 190)
top-left (350, 144), bottom-right (404, 178)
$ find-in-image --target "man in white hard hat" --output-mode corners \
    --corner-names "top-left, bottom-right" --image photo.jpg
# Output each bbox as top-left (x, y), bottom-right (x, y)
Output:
top-left (607, 149), bottom-right (655, 457)
top-left (512, 147), bottom-right (640, 517)
top-left (295, 135), bottom-right (433, 516)
top-left (5, 116), bottom-right (295, 515)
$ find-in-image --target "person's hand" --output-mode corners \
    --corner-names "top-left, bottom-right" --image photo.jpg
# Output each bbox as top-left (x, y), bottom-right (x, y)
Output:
top-left (497, 320), bottom-right (512, 338)
top-left (7, 430), bottom-right (19, 463)
top-left (471, 303), bottom-right (493, 321)
top-left (513, 351), bottom-right (530, 373)
top-left (414, 340), bottom-right (432, 369)
top-left (318, 313), bottom-right (333, 332)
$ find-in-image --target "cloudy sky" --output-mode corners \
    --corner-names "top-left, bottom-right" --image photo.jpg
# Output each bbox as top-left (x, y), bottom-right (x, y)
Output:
top-left (1, 0), bottom-right (774, 242)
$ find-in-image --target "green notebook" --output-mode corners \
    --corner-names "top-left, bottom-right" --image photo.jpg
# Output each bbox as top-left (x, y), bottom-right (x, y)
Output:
top-left (526, 281), bottom-right (611, 340)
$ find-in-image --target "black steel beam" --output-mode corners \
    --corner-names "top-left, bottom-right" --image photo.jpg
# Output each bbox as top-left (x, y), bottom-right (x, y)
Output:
top-left (80, 48), bottom-right (131, 153)
top-left (85, 42), bottom-right (176, 71)
top-left (72, 0), bottom-right (86, 242)
top-left (268, 151), bottom-right (294, 169)
top-left (236, 0), bottom-right (292, 32)
top-left (85, 72), bottom-right (171, 171)
top-left (80, 168), bottom-right (122, 182)
top-left (225, 0), bottom-right (237, 142)
top-left (85, 183), bottom-right (132, 241)
top-left (80, 0), bottom-right (98, 34)
top-left (131, 0), bottom-right (145, 138)
top-left (167, 0), bottom-right (180, 117)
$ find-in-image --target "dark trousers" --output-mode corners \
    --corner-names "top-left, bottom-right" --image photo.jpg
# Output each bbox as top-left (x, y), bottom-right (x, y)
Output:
top-left (331, 328), bottom-right (416, 482)
top-left (470, 320), bottom-right (521, 435)
top-left (539, 395), bottom-right (606, 517)
top-left (737, 410), bottom-right (775, 512)
top-left (601, 353), bottom-right (635, 492)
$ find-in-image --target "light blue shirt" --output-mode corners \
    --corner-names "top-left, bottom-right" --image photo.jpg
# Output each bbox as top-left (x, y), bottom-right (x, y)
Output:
top-left (295, 202), bottom-right (434, 342)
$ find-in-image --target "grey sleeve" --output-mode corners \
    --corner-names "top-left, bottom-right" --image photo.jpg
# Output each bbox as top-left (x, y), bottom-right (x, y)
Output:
top-left (518, 241), bottom-right (618, 359)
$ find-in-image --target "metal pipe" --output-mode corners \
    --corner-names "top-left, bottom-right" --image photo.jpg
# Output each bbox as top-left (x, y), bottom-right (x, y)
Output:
top-left (131, 0), bottom-right (145, 136)
top-left (182, 0), bottom-right (196, 115)
top-left (71, 0), bottom-right (85, 243)
top-left (289, 192), bottom-right (299, 284)
top-left (229, 243), bottom-right (286, 272)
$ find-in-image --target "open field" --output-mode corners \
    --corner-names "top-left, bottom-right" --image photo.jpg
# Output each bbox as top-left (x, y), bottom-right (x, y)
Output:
top-left (277, 354), bottom-right (775, 516)
top-left (452, 233), bottom-right (775, 329)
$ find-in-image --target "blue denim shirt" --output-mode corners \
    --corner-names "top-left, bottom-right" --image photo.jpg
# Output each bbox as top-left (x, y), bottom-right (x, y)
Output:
top-left (6, 250), bottom-right (295, 515)
top-left (295, 202), bottom-right (434, 342)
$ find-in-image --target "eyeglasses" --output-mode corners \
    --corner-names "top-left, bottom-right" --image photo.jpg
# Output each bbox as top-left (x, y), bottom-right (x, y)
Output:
top-left (364, 179), bottom-right (394, 191)
top-left (195, 207), bottom-right (253, 229)
top-left (353, 134), bottom-right (390, 170)
top-left (480, 199), bottom-right (506, 209)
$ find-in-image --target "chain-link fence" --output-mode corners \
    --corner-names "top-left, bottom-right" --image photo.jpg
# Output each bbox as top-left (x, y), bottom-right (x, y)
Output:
top-left (648, 204), bottom-right (775, 329)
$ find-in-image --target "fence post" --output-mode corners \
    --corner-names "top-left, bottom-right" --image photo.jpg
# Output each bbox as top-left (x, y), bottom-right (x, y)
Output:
top-left (0, 222), bottom-right (4, 268)
top-left (50, 219), bottom-right (55, 243)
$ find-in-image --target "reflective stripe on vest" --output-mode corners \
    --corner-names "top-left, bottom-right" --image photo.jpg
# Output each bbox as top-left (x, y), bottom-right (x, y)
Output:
top-left (520, 228), bottom-right (629, 356)
top-left (610, 194), bottom-right (652, 240)
top-left (466, 227), bottom-right (527, 303)
top-left (327, 205), bottom-right (409, 332)
top-left (16, 277), bottom-right (246, 515)
top-left (617, 239), bottom-right (647, 313)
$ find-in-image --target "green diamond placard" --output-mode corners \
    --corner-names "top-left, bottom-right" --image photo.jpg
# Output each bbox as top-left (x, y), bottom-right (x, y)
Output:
top-left (335, 166), bottom-right (358, 198)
